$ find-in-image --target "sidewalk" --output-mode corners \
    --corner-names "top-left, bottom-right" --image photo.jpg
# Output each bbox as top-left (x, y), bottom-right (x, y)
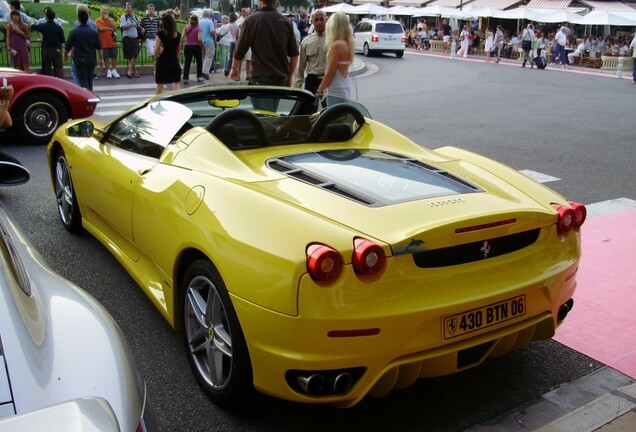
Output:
top-left (88, 56), bottom-right (366, 91)
top-left (405, 46), bottom-right (634, 81)
top-left (469, 366), bottom-right (636, 432)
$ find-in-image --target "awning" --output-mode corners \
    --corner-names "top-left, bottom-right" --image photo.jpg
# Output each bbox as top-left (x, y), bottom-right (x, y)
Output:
top-left (464, 0), bottom-right (523, 9)
top-left (525, 0), bottom-right (572, 8)
top-left (579, 1), bottom-right (636, 11)
top-left (425, 0), bottom-right (474, 7)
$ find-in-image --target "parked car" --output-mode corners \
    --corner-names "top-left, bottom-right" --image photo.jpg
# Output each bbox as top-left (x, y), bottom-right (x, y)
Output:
top-left (353, 19), bottom-right (406, 58)
top-left (47, 86), bottom-right (585, 407)
top-left (0, 152), bottom-right (157, 430)
top-left (0, 68), bottom-right (100, 145)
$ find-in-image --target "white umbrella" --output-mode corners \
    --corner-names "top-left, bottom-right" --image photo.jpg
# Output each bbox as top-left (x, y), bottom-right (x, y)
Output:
top-left (529, 9), bottom-right (582, 24)
top-left (492, 8), bottom-right (548, 22)
top-left (350, 3), bottom-right (390, 16)
top-left (571, 11), bottom-right (636, 26)
top-left (388, 6), bottom-right (420, 16)
top-left (321, 3), bottom-right (358, 14)
top-left (412, 5), bottom-right (459, 18)
top-left (461, 6), bottom-right (503, 18)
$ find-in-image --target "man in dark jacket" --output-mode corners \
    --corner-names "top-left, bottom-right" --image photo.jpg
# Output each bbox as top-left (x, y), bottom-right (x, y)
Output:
top-left (65, 9), bottom-right (102, 90)
top-left (230, 0), bottom-right (298, 87)
top-left (31, 8), bottom-right (65, 78)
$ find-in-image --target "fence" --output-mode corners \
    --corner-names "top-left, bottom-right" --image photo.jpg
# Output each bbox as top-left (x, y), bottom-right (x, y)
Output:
top-left (0, 40), bottom-right (154, 69)
top-left (1, 40), bottom-right (226, 76)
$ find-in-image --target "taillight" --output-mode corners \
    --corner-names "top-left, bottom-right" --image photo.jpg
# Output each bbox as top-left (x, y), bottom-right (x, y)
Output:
top-left (568, 201), bottom-right (587, 229)
top-left (401, 35), bottom-right (407, 43)
top-left (371, 34), bottom-right (379, 42)
top-left (352, 238), bottom-right (386, 275)
top-left (306, 244), bottom-right (343, 282)
top-left (551, 203), bottom-right (576, 233)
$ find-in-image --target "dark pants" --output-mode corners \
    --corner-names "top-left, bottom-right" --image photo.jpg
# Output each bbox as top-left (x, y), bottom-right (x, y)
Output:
top-left (225, 41), bottom-right (235, 73)
top-left (304, 74), bottom-right (323, 95)
top-left (183, 45), bottom-right (203, 80)
top-left (248, 76), bottom-right (286, 111)
top-left (42, 47), bottom-right (64, 78)
top-left (74, 57), bottom-right (96, 91)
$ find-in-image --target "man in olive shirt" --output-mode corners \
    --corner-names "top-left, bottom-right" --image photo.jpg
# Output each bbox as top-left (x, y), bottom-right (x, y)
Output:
top-left (294, 9), bottom-right (326, 95)
top-left (230, 0), bottom-right (298, 87)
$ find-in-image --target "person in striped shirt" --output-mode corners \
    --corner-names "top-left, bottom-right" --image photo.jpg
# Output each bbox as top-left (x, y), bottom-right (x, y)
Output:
top-left (140, 3), bottom-right (160, 61)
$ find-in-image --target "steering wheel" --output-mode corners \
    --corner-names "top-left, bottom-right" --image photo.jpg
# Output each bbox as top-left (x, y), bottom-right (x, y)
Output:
top-left (206, 109), bottom-right (268, 147)
top-left (306, 103), bottom-right (366, 143)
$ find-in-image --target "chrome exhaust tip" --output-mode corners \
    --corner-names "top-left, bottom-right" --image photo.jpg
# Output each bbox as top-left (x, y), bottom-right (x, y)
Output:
top-left (557, 298), bottom-right (574, 322)
top-left (296, 374), bottom-right (324, 395)
top-left (333, 373), bottom-right (353, 394)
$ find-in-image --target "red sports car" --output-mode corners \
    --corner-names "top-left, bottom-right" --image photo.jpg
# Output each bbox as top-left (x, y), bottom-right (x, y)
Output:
top-left (0, 68), bottom-right (100, 145)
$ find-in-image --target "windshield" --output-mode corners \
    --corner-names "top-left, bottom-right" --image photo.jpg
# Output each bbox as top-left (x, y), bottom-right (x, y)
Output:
top-left (107, 89), bottom-right (373, 154)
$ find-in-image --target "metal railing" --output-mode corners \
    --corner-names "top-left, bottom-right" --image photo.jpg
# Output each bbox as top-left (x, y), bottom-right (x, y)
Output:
top-left (0, 40), bottom-right (154, 69)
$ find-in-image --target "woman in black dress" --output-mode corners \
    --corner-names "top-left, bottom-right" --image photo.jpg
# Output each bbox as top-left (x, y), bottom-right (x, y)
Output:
top-left (154, 14), bottom-right (182, 94)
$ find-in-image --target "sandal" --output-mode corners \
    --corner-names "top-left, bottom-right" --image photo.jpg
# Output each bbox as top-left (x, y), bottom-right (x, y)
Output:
top-left (133, 72), bottom-right (140, 78)
top-left (126, 73), bottom-right (134, 79)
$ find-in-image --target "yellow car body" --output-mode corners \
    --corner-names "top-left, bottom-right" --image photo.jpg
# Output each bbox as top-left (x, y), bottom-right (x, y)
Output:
top-left (47, 87), bottom-right (583, 407)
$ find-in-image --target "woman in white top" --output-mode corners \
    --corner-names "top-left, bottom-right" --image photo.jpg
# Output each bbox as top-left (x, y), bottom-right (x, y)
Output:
top-left (315, 12), bottom-right (355, 104)
top-left (456, 24), bottom-right (470, 58)
top-left (484, 28), bottom-right (494, 62)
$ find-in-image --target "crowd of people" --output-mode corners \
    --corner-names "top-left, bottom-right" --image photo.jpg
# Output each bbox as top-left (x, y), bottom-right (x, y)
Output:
top-left (4, 0), bottom-right (636, 99)
top-left (406, 17), bottom-right (635, 69)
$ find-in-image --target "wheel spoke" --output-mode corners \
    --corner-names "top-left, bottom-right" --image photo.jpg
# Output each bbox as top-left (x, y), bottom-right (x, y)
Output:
top-left (210, 344), bottom-right (226, 384)
top-left (187, 288), bottom-right (208, 329)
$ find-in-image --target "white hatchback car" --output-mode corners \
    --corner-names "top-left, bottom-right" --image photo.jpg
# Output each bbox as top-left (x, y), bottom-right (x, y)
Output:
top-left (353, 19), bottom-right (406, 58)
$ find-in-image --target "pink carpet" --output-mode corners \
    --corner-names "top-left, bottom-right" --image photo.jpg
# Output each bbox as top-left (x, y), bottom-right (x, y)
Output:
top-left (554, 208), bottom-right (636, 380)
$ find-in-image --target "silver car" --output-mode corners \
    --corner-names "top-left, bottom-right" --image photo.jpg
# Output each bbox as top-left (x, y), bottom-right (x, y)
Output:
top-left (0, 152), bottom-right (158, 431)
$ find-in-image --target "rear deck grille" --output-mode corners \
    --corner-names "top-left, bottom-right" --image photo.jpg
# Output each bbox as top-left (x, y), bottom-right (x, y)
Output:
top-left (413, 229), bottom-right (541, 268)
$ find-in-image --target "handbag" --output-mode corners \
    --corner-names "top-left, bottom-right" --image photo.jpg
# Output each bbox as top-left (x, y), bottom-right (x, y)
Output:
top-left (522, 40), bottom-right (532, 50)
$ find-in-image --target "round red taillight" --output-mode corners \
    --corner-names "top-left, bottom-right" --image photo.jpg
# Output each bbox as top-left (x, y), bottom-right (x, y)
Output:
top-left (352, 238), bottom-right (386, 275)
top-left (568, 201), bottom-right (587, 229)
top-left (306, 244), bottom-right (343, 282)
top-left (551, 204), bottom-right (576, 233)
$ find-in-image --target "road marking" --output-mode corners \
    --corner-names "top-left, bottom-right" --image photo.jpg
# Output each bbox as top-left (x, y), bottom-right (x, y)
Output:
top-left (519, 169), bottom-right (561, 183)
top-left (585, 197), bottom-right (636, 218)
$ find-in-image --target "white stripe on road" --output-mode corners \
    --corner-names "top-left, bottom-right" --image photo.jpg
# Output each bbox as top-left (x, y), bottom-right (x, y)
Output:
top-left (520, 169), bottom-right (561, 183)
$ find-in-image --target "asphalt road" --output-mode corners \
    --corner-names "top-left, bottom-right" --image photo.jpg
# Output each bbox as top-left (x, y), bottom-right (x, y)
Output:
top-left (2, 51), bottom-right (633, 431)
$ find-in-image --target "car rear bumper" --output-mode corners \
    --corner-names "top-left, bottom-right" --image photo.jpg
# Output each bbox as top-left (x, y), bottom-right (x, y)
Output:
top-left (232, 254), bottom-right (578, 405)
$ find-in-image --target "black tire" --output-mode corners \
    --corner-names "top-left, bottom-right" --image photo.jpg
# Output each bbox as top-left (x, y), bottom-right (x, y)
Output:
top-left (53, 150), bottom-right (83, 233)
top-left (182, 259), bottom-right (253, 405)
top-left (396, 51), bottom-right (404, 58)
top-left (363, 43), bottom-right (371, 57)
top-left (12, 91), bottom-right (68, 145)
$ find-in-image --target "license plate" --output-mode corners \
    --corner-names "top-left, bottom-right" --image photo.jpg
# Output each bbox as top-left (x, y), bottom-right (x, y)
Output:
top-left (443, 295), bottom-right (526, 340)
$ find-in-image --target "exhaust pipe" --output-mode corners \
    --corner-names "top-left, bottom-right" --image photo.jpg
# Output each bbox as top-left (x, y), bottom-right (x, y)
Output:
top-left (333, 373), bottom-right (353, 394)
top-left (296, 374), bottom-right (324, 395)
top-left (557, 299), bottom-right (574, 322)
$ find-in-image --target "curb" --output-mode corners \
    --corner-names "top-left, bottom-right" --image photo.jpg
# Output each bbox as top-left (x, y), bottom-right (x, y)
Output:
top-left (90, 57), bottom-right (366, 93)
top-left (467, 367), bottom-right (636, 432)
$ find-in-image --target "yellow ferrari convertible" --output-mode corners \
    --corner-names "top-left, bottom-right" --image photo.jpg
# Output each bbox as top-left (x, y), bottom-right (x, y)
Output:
top-left (47, 87), bottom-right (586, 407)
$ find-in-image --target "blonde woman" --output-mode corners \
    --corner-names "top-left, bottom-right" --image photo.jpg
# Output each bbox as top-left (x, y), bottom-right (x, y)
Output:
top-left (315, 12), bottom-right (355, 104)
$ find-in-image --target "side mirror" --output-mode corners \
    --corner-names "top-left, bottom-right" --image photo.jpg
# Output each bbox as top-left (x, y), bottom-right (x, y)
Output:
top-left (0, 151), bottom-right (30, 186)
top-left (67, 120), bottom-right (95, 138)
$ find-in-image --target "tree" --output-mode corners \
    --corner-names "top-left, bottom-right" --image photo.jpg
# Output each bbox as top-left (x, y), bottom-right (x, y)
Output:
top-left (180, 0), bottom-right (190, 20)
